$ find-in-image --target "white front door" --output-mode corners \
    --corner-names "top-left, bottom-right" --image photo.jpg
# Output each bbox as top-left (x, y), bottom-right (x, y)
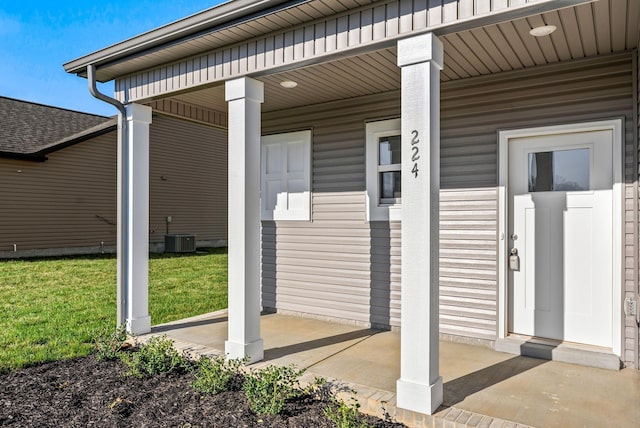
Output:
top-left (508, 129), bottom-right (614, 348)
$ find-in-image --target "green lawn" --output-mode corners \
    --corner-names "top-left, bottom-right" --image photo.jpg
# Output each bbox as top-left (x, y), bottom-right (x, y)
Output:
top-left (0, 248), bottom-right (228, 373)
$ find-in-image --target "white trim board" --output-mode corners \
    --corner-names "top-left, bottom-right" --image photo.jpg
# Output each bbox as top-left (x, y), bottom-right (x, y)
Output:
top-left (497, 119), bottom-right (624, 357)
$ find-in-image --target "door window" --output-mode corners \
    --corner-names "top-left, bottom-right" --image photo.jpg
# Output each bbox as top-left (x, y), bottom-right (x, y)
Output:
top-left (528, 148), bottom-right (590, 192)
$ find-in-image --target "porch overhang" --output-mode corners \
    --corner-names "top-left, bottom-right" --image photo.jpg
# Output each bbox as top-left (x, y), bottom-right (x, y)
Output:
top-left (62, 0), bottom-right (640, 419)
top-left (63, 0), bottom-right (597, 91)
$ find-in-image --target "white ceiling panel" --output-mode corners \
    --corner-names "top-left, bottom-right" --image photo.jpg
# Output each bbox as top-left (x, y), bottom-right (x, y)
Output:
top-left (167, 0), bottom-right (639, 115)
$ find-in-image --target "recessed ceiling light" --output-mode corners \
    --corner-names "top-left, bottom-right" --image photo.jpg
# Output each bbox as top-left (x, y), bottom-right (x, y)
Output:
top-left (280, 80), bottom-right (298, 88)
top-left (529, 25), bottom-right (557, 37)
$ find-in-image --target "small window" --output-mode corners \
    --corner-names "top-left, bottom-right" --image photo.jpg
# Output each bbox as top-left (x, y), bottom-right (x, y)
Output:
top-left (366, 119), bottom-right (401, 221)
top-left (261, 130), bottom-right (311, 221)
top-left (378, 135), bottom-right (401, 204)
top-left (528, 148), bottom-right (590, 192)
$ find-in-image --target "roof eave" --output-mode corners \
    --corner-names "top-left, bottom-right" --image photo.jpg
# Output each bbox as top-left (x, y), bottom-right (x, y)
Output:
top-left (63, 0), bottom-right (309, 80)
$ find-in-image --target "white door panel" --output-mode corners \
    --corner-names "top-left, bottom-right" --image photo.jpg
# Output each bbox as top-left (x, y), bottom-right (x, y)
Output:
top-left (509, 130), bottom-right (613, 348)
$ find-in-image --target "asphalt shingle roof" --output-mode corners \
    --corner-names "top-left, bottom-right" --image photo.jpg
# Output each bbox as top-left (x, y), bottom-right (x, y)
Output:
top-left (0, 96), bottom-right (114, 159)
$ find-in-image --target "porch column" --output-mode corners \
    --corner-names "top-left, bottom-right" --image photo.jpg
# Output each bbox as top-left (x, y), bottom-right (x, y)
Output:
top-left (224, 77), bottom-right (264, 363)
top-left (118, 103), bottom-right (152, 335)
top-left (396, 33), bottom-right (444, 415)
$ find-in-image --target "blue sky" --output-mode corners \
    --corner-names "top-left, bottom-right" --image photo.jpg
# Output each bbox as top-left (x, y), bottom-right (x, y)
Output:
top-left (0, 0), bottom-right (224, 116)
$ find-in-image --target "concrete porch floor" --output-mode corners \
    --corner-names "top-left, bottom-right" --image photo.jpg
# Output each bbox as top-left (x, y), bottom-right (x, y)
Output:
top-left (141, 310), bottom-right (640, 428)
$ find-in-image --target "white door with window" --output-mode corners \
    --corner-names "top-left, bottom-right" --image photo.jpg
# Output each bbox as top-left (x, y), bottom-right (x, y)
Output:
top-left (507, 128), bottom-right (616, 348)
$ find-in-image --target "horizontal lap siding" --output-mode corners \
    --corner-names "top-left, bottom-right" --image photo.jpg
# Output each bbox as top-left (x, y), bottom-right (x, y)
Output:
top-left (0, 134), bottom-right (117, 251)
top-left (262, 53), bottom-right (634, 348)
top-left (149, 115), bottom-right (227, 244)
top-left (262, 95), bottom-right (400, 326)
top-left (0, 115), bottom-right (227, 253)
top-left (439, 52), bottom-right (634, 342)
top-left (633, 46), bottom-right (640, 367)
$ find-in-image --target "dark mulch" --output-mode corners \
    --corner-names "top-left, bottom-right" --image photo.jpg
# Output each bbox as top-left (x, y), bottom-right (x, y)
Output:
top-left (0, 355), bottom-right (405, 427)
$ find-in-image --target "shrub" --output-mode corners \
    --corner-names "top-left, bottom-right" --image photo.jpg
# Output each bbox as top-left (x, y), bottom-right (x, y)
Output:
top-left (324, 397), bottom-right (373, 428)
top-left (243, 364), bottom-right (306, 415)
top-left (93, 324), bottom-right (128, 361)
top-left (191, 355), bottom-right (246, 395)
top-left (121, 335), bottom-right (188, 377)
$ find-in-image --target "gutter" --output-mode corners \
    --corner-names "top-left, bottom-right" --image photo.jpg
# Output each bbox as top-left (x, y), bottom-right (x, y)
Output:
top-left (87, 64), bottom-right (127, 328)
top-left (64, 0), bottom-right (310, 80)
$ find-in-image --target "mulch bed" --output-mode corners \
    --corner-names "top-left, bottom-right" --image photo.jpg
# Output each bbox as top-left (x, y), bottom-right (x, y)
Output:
top-left (0, 355), bottom-right (406, 427)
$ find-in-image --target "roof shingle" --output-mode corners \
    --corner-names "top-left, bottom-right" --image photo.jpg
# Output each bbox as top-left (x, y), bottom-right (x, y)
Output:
top-left (0, 96), bottom-right (113, 159)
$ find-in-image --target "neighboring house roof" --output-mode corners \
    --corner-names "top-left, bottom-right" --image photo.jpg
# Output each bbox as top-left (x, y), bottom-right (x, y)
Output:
top-left (0, 96), bottom-right (116, 161)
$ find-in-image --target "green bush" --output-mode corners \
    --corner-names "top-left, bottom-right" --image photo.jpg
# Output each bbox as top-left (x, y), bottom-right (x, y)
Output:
top-left (243, 364), bottom-right (306, 415)
top-left (191, 355), bottom-right (245, 395)
top-left (324, 397), bottom-right (373, 428)
top-left (93, 324), bottom-right (128, 361)
top-left (121, 335), bottom-right (188, 377)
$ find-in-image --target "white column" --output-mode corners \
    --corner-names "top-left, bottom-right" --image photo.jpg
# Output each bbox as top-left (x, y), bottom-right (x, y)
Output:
top-left (396, 33), bottom-right (444, 415)
top-left (118, 103), bottom-right (152, 335)
top-left (225, 77), bottom-right (264, 363)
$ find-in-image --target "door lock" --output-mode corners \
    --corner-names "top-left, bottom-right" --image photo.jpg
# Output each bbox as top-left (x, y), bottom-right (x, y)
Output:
top-left (509, 248), bottom-right (520, 271)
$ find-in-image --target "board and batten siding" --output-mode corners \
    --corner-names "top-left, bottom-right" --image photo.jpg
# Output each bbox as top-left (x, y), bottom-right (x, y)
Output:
top-left (0, 115), bottom-right (227, 255)
top-left (261, 52), bottom-right (636, 357)
top-left (114, 0), bottom-right (576, 103)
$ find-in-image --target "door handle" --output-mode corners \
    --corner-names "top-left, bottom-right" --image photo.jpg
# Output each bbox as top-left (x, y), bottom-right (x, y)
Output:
top-left (509, 248), bottom-right (520, 271)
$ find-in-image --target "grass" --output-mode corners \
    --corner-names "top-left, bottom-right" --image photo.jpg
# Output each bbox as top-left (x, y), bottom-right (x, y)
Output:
top-left (0, 248), bottom-right (228, 373)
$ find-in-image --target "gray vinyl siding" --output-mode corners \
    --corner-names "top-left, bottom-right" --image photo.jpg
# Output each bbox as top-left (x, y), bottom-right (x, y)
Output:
top-left (262, 95), bottom-right (401, 327)
top-left (440, 52), bottom-right (635, 345)
top-left (149, 114), bottom-right (227, 244)
top-left (633, 46), bottom-right (640, 367)
top-left (0, 115), bottom-right (227, 254)
top-left (0, 133), bottom-right (117, 251)
top-left (115, 0), bottom-right (566, 103)
top-left (262, 52), bottom-right (636, 361)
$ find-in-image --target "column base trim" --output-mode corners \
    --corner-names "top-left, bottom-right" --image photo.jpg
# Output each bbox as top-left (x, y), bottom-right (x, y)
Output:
top-left (127, 315), bottom-right (151, 335)
top-left (396, 376), bottom-right (443, 415)
top-left (225, 338), bottom-right (264, 363)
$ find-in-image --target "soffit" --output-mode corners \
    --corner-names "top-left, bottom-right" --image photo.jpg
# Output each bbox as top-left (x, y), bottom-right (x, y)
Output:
top-left (165, 0), bottom-right (638, 114)
top-left (76, 0), bottom-right (377, 81)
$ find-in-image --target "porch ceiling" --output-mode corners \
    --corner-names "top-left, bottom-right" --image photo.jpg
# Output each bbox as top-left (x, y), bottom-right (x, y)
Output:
top-left (165, 0), bottom-right (639, 114)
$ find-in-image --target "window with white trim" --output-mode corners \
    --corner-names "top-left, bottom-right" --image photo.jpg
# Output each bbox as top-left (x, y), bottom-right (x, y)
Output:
top-left (260, 130), bottom-right (311, 221)
top-left (366, 118), bottom-right (401, 221)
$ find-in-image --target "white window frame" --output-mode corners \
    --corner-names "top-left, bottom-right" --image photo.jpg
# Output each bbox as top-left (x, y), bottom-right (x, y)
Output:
top-left (366, 118), bottom-right (401, 221)
top-left (260, 130), bottom-right (311, 221)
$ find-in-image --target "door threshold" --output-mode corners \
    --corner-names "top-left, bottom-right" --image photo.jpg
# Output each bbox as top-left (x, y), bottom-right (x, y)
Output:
top-left (495, 335), bottom-right (621, 370)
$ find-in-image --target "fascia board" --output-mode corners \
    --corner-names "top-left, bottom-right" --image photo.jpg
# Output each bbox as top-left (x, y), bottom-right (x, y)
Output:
top-left (63, 0), bottom-right (308, 80)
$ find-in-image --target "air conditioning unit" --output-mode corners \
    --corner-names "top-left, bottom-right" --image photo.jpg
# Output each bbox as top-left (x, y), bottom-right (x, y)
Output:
top-left (164, 234), bottom-right (196, 253)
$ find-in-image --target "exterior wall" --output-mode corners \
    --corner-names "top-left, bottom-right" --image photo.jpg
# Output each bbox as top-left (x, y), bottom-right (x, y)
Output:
top-left (0, 115), bottom-right (227, 256)
top-left (634, 46), bottom-right (640, 368)
top-left (149, 114), bottom-right (228, 245)
top-left (262, 95), bottom-right (400, 327)
top-left (261, 52), bottom-right (637, 363)
top-left (0, 133), bottom-right (117, 252)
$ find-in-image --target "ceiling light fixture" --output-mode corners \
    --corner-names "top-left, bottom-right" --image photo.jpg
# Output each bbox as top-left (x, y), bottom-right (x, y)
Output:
top-left (529, 25), bottom-right (557, 37)
top-left (280, 80), bottom-right (298, 88)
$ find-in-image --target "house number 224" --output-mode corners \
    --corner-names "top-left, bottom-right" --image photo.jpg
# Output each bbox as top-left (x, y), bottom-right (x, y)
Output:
top-left (410, 130), bottom-right (420, 178)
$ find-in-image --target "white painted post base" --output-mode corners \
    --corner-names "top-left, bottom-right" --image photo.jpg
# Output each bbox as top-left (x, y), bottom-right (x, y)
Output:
top-left (119, 103), bottom-right (152, 336)
top-left (396, 33), bottom-right (444, 415)
top-left (397, 377), bottom-right (443, 415)
top-left (127, 316), bottom-right (151, 335)
top-left (225, 338), bottom-right (264, 363)
top-left (224, 77), bottom-right (264, 363)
